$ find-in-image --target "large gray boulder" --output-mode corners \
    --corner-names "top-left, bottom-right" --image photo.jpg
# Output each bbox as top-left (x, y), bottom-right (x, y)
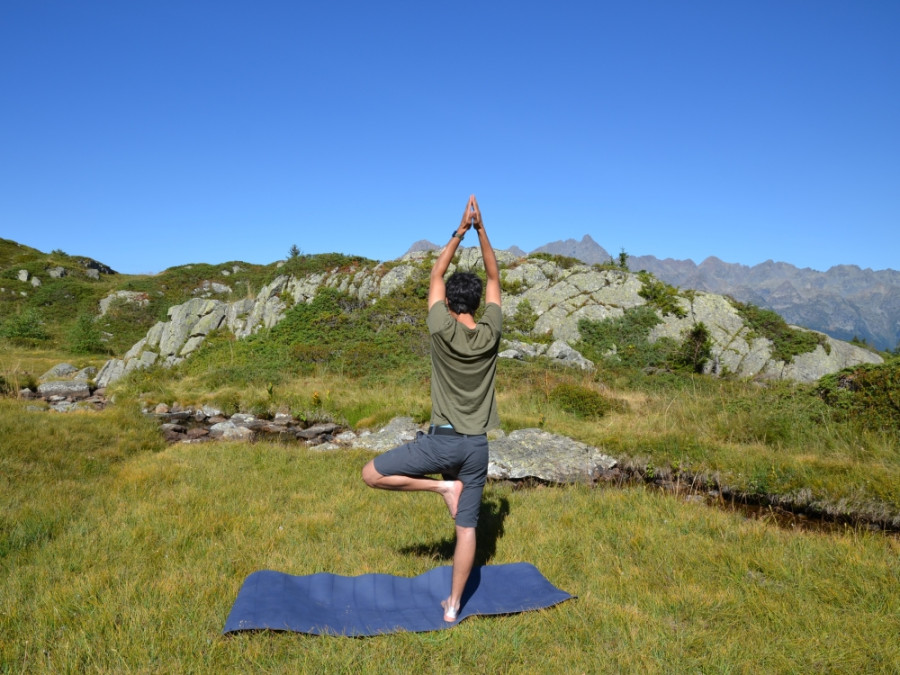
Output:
top-left (37, 381), bottom-right (91, 400)
top-left (488, 428), bottom-right (616, 483)
top-left (344, 417), bottom-right (617, 485)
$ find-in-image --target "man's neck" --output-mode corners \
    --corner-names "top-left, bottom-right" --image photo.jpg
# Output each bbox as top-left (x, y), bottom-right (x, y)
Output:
top-left (449, 309), bottom-right (477, 329)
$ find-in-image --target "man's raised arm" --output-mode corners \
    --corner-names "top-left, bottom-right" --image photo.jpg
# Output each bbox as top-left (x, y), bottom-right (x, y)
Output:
top-left (429, 196), bottom-right (475, 309)
top-left (471, 197), bottom-right (500, 308)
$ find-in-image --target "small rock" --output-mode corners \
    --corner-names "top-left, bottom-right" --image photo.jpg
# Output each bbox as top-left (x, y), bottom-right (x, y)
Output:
top-left (154, 403), bottom-right (171, 414)
top-left (295, 423), bottom-right (340, 440)
top-left (161, 423), bottom-right (187, 433)
top-left (163, 428), bottom-right (187, 442)
top-left (40, 363), bottom-right (78, 381)
top-left (74, 367), bottom-right (98, 381)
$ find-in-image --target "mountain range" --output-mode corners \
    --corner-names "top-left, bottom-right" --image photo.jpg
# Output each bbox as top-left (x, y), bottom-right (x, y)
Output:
top-left (409, 235), bottom-right (900, 351)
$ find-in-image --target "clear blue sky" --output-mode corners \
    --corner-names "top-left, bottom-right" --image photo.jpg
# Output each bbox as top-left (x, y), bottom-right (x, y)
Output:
top-left (2, 1), bottom-right (898, 274)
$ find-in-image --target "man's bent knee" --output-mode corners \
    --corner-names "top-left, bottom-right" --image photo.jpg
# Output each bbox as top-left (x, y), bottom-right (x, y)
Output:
top-left (362, 460), bottom-right (382, 488)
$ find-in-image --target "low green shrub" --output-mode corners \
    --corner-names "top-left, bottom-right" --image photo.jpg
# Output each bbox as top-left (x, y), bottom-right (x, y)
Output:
top-left (0, 308), bottom-right (50, 343)
top-left (506, 299), bottom-right (537, 335)
top-left (67, 313), bottom-right (107, 355)
top-left (637, 271), bottom-right (686, 318)
top-left (816, 361), bottom-right (900, 432)
top-left (275, 252), bottom-right (375, 280)
top-left (549, 383), bottom-right (623, 418)
top-left (499, 273), bottom-right (526, 295)
top-left (527, 252), bottom-right (582, 269)
top-left (673, 322), bottom-right (713, 373)
top-left (730, 299), bottom-right (825, 363)
top-left (577, 306), bottom-right (676, 369)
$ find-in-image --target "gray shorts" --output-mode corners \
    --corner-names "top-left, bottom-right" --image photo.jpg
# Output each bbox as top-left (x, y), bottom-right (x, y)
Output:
top-left (373, 430), bottom-right (489, 528)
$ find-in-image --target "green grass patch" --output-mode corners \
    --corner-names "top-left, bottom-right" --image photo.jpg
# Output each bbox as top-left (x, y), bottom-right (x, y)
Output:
top-left (1, 420), bottom-right (898, 672)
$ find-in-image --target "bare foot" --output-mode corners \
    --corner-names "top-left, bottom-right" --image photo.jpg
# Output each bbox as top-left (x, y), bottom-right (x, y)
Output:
top-left (440, 480), bottom-right (463, 519)
top-left (441, 598), bottom-right (459, 622)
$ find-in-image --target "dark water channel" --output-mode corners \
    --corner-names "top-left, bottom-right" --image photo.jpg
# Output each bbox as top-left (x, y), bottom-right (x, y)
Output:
top-left (511, 471), bottom-right (899, 536)
top-left (632, 472), bottom-right (899, 536)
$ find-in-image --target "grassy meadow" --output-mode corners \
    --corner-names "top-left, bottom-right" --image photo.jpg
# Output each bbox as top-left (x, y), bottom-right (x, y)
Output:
top-left (3, 352), bottom-right (900, 672)
top-left (1, 396), bottom-right (898, 673)
top-left (2, 246), bottom-right (900, 672)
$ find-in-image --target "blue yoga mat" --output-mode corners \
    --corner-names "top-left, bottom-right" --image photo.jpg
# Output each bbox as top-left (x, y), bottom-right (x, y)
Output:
top-left (223, 562), bottom-right (573, 636)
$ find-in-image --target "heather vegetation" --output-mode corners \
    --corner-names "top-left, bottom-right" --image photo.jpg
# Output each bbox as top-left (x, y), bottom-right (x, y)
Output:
top-left (729, 298), bottom-right (828, 362)
top-left (1, 240), bottom-right (899, 672)
top-left (636, 270), bottom-right (687, 318)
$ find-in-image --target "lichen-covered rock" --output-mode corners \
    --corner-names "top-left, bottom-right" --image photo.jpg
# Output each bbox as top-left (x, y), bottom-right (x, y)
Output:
top-left (74, 366), bottom-right (97, 381)
top-left (98, 290), bottom-right (149, 316)
top-left (545, 341), bottom-right (594, 370)
top-left (378, 266), bottom-right (418, 297)
top-left (37, 381), bottom-right (91, 400)
top-left (95, 358), bottom-right (126, 388)
top-left (647, 291), bottom-right (883, 382)
top-left (488, 428), bottom-right (616, 483)
top-left (347, 416), bottom-right (420, 452)
top-left (40, 363), bottom-right (78, 380)
top-left (780, 335), bottom-right (882, 382)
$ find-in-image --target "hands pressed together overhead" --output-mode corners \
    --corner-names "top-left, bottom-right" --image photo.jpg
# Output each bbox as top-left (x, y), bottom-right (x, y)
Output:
top-left (457, 194), bottom-right (484, 236)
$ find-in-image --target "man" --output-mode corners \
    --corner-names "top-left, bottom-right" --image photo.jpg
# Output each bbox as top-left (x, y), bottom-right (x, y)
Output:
top-left (362, 194), bottom-right (502, 622)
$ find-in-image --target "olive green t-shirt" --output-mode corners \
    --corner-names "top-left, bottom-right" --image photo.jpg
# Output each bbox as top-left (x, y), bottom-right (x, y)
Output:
top-left (426, 301), bottom-right (502, 435)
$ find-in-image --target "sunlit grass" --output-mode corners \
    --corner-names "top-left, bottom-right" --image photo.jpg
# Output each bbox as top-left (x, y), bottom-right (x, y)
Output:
top-left (2, 338), bottom-right (899, 671)
top-left (2, 415), bottom-right (898, 672)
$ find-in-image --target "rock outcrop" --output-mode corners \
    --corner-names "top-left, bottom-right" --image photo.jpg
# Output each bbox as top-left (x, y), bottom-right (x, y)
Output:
top-left (96, 247), bottom-right (883, 388)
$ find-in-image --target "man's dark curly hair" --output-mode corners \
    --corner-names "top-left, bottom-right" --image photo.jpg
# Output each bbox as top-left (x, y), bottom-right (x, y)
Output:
top-left (445, 271), bottom-right (482, 315)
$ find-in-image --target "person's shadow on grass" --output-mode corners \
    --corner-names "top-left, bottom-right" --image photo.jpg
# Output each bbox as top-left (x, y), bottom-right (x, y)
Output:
top-left (398, 494), bottom-right (510, 566)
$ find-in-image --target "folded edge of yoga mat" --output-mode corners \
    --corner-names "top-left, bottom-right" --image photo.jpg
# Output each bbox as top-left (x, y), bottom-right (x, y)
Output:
top-left (222, 562), bottom-right (573, 636)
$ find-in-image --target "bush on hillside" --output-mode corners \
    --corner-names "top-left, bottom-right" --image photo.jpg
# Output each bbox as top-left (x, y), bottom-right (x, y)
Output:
top-left (278, 253), bottom-right (375, 280)
top-left (68, 313), bottom-right (107, 355)
top-left (673, 322), bottom-right (713, 373)
top-left (97, 296), bottom-right (161, 353)
top-left (816, 361), bottom-right (900, 432)
top-left (637, 271), bottom-right (687, 318)
top-left (549, 383), bottom-right (624, 418)
top-left (730, 299), bottom-right (826, 363)
top-left (182, 285), bottom-right (432, 388)
top-left (506, 299), bottom-right (537, 336)
top-left (578, 308), bottom-right (718, 375)
top-left (577, 305), bottom-right (676, 369)
top-left (527, 252), bottom-right (582, 269)
top-left (0, 308), bottom-right (50, 343)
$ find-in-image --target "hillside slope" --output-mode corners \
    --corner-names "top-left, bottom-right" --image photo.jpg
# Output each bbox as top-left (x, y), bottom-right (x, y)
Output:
top-left (94, 248), bottom-right (882, 388)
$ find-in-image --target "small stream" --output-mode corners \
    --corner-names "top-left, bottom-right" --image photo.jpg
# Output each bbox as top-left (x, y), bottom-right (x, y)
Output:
top-left (613, 468), bottom-right (899, 535)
